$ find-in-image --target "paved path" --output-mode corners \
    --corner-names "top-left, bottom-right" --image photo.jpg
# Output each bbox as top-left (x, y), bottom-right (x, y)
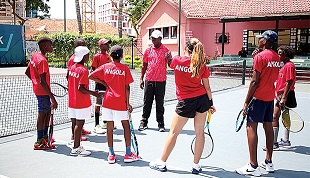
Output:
top-left (0, 84), bottom-right (309, 178)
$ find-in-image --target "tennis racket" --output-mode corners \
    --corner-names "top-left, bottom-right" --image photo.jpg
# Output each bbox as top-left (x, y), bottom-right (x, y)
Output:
top-left (51, 82), bottom-right (68, 97)
top-left (129, 112), bottom-right (139, 156)
top-left (235, 97), bottom-right (256, 132)
top-left (48, 109), bottom-right (54, 147)
top-left (191, 110), bottom-right (214, 159)
top-left (281, 106), bottom-right (304, 133)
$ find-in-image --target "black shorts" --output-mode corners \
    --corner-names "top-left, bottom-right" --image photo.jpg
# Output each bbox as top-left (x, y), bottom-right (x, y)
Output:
top-left (175, 94), bottom-right (212, 118)
top-left (95, 83), bottom-right (106, 91)
top-left (276, 90), bottom-right (297, 108)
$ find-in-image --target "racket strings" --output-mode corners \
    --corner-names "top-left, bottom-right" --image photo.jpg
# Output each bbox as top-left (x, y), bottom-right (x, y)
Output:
top-left (51, 84), bottom-right (67, 97)
top-left (282, 108), bottom-right (304, 133)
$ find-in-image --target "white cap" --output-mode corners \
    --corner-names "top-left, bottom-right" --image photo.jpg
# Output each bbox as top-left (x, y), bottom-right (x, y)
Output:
top-left (74, 46), bottom-right (90, 62)
top-left (151, 30), bottom-right (163, 38)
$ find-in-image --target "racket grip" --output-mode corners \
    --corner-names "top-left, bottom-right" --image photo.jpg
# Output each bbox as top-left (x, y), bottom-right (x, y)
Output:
top-left (207, 110), bottom-right (212, 123)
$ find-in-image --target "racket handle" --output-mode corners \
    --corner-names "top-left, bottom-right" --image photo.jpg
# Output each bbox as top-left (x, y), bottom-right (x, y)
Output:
top-left (207, 110), bottom-right (212, 123)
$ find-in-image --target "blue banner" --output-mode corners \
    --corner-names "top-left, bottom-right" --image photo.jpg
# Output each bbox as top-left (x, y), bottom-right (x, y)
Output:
top-left (0, 24), bottom-right (25, 64)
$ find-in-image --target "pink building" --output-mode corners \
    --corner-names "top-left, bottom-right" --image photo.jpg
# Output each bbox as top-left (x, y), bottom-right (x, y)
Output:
top-left (137, 0), bottom-right (310, 57)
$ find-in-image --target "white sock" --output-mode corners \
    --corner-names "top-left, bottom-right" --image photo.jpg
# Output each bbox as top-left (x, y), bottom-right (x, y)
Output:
top-left (193, 163), bottom-right (201, 170)
top-left (283, 127), bottom-right (290, 141)
top-left (156, 159), bottom-right (166, 166)
top-left (273, 127), bottom-right (279, 143)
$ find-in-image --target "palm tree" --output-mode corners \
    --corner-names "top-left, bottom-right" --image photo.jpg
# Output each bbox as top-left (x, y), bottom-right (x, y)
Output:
top-left (75, 0), bottom-right (83, 34)
top-left (118, 0), bottom-right (123, 38)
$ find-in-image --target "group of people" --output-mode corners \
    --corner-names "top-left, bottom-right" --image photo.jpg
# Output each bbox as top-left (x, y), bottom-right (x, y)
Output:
top-left (26, 29), bottom-right (297, 176)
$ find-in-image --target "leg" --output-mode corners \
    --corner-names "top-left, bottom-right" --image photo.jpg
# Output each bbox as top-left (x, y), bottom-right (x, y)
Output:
top-left (272, 105), bottom-right (281, 144)
top-left (37, 112), bottom-right (47, 141)
top-left (73, 119), bottom-right (85, 148)
top-left (121, 120), bottom-right (131, 148)
top-left (263, 122), bottom-right (274, 162)
top-left (141, 81), bottom-right (155, 124)
top-left (155, 81), bottom-right (166, 127)
top-left (71, 118), bottom-right (76, 135)
top-left (193, 111), bottom-right (207, 164)
top-left (160, 112), bottom-right (188, 162)
top-left (95, 105), bottom-right (100, 126)
top-left (106, 121), bottom-right (114, 147)
top-left (246, 122), bottom-right (259, 166)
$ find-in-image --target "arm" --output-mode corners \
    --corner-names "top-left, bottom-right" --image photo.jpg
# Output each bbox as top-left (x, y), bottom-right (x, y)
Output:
top-left (25, 66), bottom-right (31, 79)
top-left (78, 84), bottom-right (100, 97)
top-left (39, 73), bottom-right (58, 109)
top-left (279, 79), bottom-right (293, 107)
top-left (243, 70), bottom-right (260, 114)
top-left (89, 73), bottom-right (108, 89)
top-left (202, 78), bottom-right (216, 113)
top-left (126, 84), bottom-right (133, 113)
top-left (166, 52), bottom-right (172, 67)
top-left (140, 62), bottom-right (148, 89)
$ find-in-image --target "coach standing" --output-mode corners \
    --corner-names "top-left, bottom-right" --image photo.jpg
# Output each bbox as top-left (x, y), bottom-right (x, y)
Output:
top-left (139, 30), bottom-right (171, 132)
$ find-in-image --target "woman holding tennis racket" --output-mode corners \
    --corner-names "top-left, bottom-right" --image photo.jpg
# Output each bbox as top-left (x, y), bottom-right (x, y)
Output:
top-left (272, 46), bottom-right (297, 149)
top-left (149, 38), bottom-right (216, 174)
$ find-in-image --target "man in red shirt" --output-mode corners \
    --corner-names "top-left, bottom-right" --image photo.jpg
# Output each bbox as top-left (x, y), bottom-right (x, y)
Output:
top-left (68, 46), bottom-right (99, 156)
top-left (91, 38), bottom-right (112, 134)
top-left (66, 38), bottom-right (90, 140)
top-left (139, 30), bottom-right (171, 132)
top-left (89, 45), bottom-right (140, 163)
top-left (25, 37), bottom-right (58, 150)
top-left (236, 30), bottom-right (280, 176)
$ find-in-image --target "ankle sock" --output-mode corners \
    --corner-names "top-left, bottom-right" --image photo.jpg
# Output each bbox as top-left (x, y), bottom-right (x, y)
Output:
top-left (126, 146), bottom-right (131, 155)
top-left (109, 147), bottom-right (115, 155)
top-left (193, 163), bottom-right (201, 170)
top-left (265, 159), bottom-right (272, 164)
top-left (37, 130), bottom-right (44, 141)
top-left (250, 163), bottom-right (258, 169)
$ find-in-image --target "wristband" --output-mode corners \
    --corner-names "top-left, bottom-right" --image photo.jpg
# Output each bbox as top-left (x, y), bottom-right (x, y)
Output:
top-left (209, 99), bottom-right (213, 106)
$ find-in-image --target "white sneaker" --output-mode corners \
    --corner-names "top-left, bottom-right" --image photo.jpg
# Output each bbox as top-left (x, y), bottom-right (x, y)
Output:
top-left (93, 125), bottom-right (106, 134)
top-left (70, 146), bottom-right (91, 157)
top-left (260, 161), bottom-right (274, 173)
top-left (236, 163), bottom-right (262, 177)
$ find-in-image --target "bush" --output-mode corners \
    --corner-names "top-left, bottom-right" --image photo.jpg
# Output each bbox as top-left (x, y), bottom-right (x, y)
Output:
top-left (123, 55), bottom-right (142, 69)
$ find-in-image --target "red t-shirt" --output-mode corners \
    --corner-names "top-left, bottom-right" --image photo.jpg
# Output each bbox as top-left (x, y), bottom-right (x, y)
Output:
top-left (28, 52), bottom-right (50, 96)
top-left (91, 62), bottom-right (134, 111)
top-left (170, 56), bottom-right (210, 100)
top-left (68, 63), bottom-right (91, 109)
top-left (253, 49), bottom-right (280, 101)
top-left (143, 44), bottom-right (171, 82)
top-left (91, 52), bottom-right (111, 69)
top-left (67, 54), bottom-right (75, 69)
top-left (275, 61), bottom-right (296, 95)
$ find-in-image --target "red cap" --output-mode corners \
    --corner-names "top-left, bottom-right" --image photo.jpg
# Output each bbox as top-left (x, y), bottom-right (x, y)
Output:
top-left (98, 38), bottom-right (111, 46)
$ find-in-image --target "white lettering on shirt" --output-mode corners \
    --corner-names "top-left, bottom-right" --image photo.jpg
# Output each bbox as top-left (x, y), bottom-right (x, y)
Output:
top-left (105, 69), bottom-right (125, 76)
top-left (68, 70), bottom-right (80, 78)
top-left (267, 61), bottom-right (280, 68)
top-left (175, 65), bottom-right (192, 73)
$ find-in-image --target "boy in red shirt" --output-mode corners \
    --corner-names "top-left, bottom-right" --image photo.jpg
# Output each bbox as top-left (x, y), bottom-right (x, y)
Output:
top-left (25, 37), bottom-right (58, 150)
top-left (68, 46), bottom-right (100, 156)
top-left (91, 38), bottom-right (111, 134)
top-left (236, 30), bottom-right (280, 176)
top-left (89, 45), bottom-right (140, 163)
top-left (67, 38), bottom-right (90, 141)
top-left (272, 45), bottom-right (297, 149)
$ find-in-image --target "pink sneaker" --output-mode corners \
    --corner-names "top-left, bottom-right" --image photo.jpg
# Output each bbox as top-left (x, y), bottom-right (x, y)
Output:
top-left (108, 154), bottom-right (116, 164)
top-left (124, 152), bottom-right (141, 163)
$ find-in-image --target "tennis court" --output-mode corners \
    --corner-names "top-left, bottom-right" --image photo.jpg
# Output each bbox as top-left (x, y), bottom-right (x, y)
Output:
top-left (0, 67), bottom-right (309, 178)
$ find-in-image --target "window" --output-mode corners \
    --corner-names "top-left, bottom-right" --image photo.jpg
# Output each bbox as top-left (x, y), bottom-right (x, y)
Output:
top-left (156, 28), bottom-right (162, 32)
top-left (171, 26), bottom-right (177, 38)
top-left (278, 30), bottom-right (290, 46)
top-left (216, 33), bottom-right (229, 44)
top-left (149, 28), bottom-right (154, 39)
top-left (163, 27), bottom-right (169, 39)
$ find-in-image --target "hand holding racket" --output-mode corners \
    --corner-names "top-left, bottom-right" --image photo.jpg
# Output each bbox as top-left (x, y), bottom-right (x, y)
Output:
top-left (235, 97), bottom-right (256, 132)
top-left (51, 82), bottom-right (68, 97)
top-left (191, 110), bottom-right (214, 159)
top-left (128, 112), bottom-right (139, 156)
top-left (281, 106), bottom-right (304, 133)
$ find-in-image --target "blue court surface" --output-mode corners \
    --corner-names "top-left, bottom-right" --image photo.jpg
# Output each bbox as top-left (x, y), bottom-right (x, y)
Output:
top-left (0, 81), bottom-right (309, 178)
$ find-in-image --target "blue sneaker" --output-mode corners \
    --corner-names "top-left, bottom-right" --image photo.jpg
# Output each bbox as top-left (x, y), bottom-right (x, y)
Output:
top-left (191, 166), bottom-right (202, 174)
top-left (149, 160), bottom-right (167, 172)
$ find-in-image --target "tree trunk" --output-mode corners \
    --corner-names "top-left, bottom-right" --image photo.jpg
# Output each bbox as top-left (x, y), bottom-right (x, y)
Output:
top-left (75, 0), bottom-right (83, 34)
top-left (118, 0), bottom-right (123, 38)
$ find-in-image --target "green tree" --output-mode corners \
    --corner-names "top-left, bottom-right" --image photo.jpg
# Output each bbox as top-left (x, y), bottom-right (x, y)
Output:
top-left (25, 0), bottom-right (50, 19)
top-left (75, 0), bottom-right (83, 34)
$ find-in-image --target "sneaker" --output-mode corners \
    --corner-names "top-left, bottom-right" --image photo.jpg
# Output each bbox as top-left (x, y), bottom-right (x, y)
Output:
top-left (108, 154), bottom-right (116, 164)
top-left (93, 125), bottom-right (106, 134)
top-left (262, 142), bottom-right (280, 151)
top-left (82, 128), bottom-right (91, 135)
top-left (235, 163), bottom-right (262, 177)
top-left (124, 152), bottom-right (141, 163)
top-left (260, 160), bottom-right (275, 173)
top-left (138, 122), bottom-right (148, 131)
top-left (101, 123), bottom-right (107, 129)
top-left (42, 138), bottom-right (56, 149)
top-left (158, 127), bottom-right (165, 132)
top-left (278, 138), bottom-right (291, 147)
top-left (70, 146), bottom-right (91, 156)
top-left (34, 139), bottom-right (55, 150)
top-left (71, 135), bottom-right (88, 141)
top-left (191, 165), bottom-right (202, 174)
top-left (149, 160), bottom-right (167, 172)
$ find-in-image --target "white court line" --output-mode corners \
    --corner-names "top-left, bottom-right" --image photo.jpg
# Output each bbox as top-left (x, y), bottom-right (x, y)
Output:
top-left (0, 175), bottom-right (10, 178)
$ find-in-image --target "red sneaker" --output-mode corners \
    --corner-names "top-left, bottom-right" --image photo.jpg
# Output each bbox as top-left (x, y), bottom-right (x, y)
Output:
top-left (34, 139), bottom-right (55, 150)
top-left (71, 135), bottom-right (88, 141)
top-left (82, 128), bottom-right (91, 135)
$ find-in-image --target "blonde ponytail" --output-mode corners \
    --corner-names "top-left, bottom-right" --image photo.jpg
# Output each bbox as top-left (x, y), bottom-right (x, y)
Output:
top-left (188, 38), bottom-right (206, 77)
